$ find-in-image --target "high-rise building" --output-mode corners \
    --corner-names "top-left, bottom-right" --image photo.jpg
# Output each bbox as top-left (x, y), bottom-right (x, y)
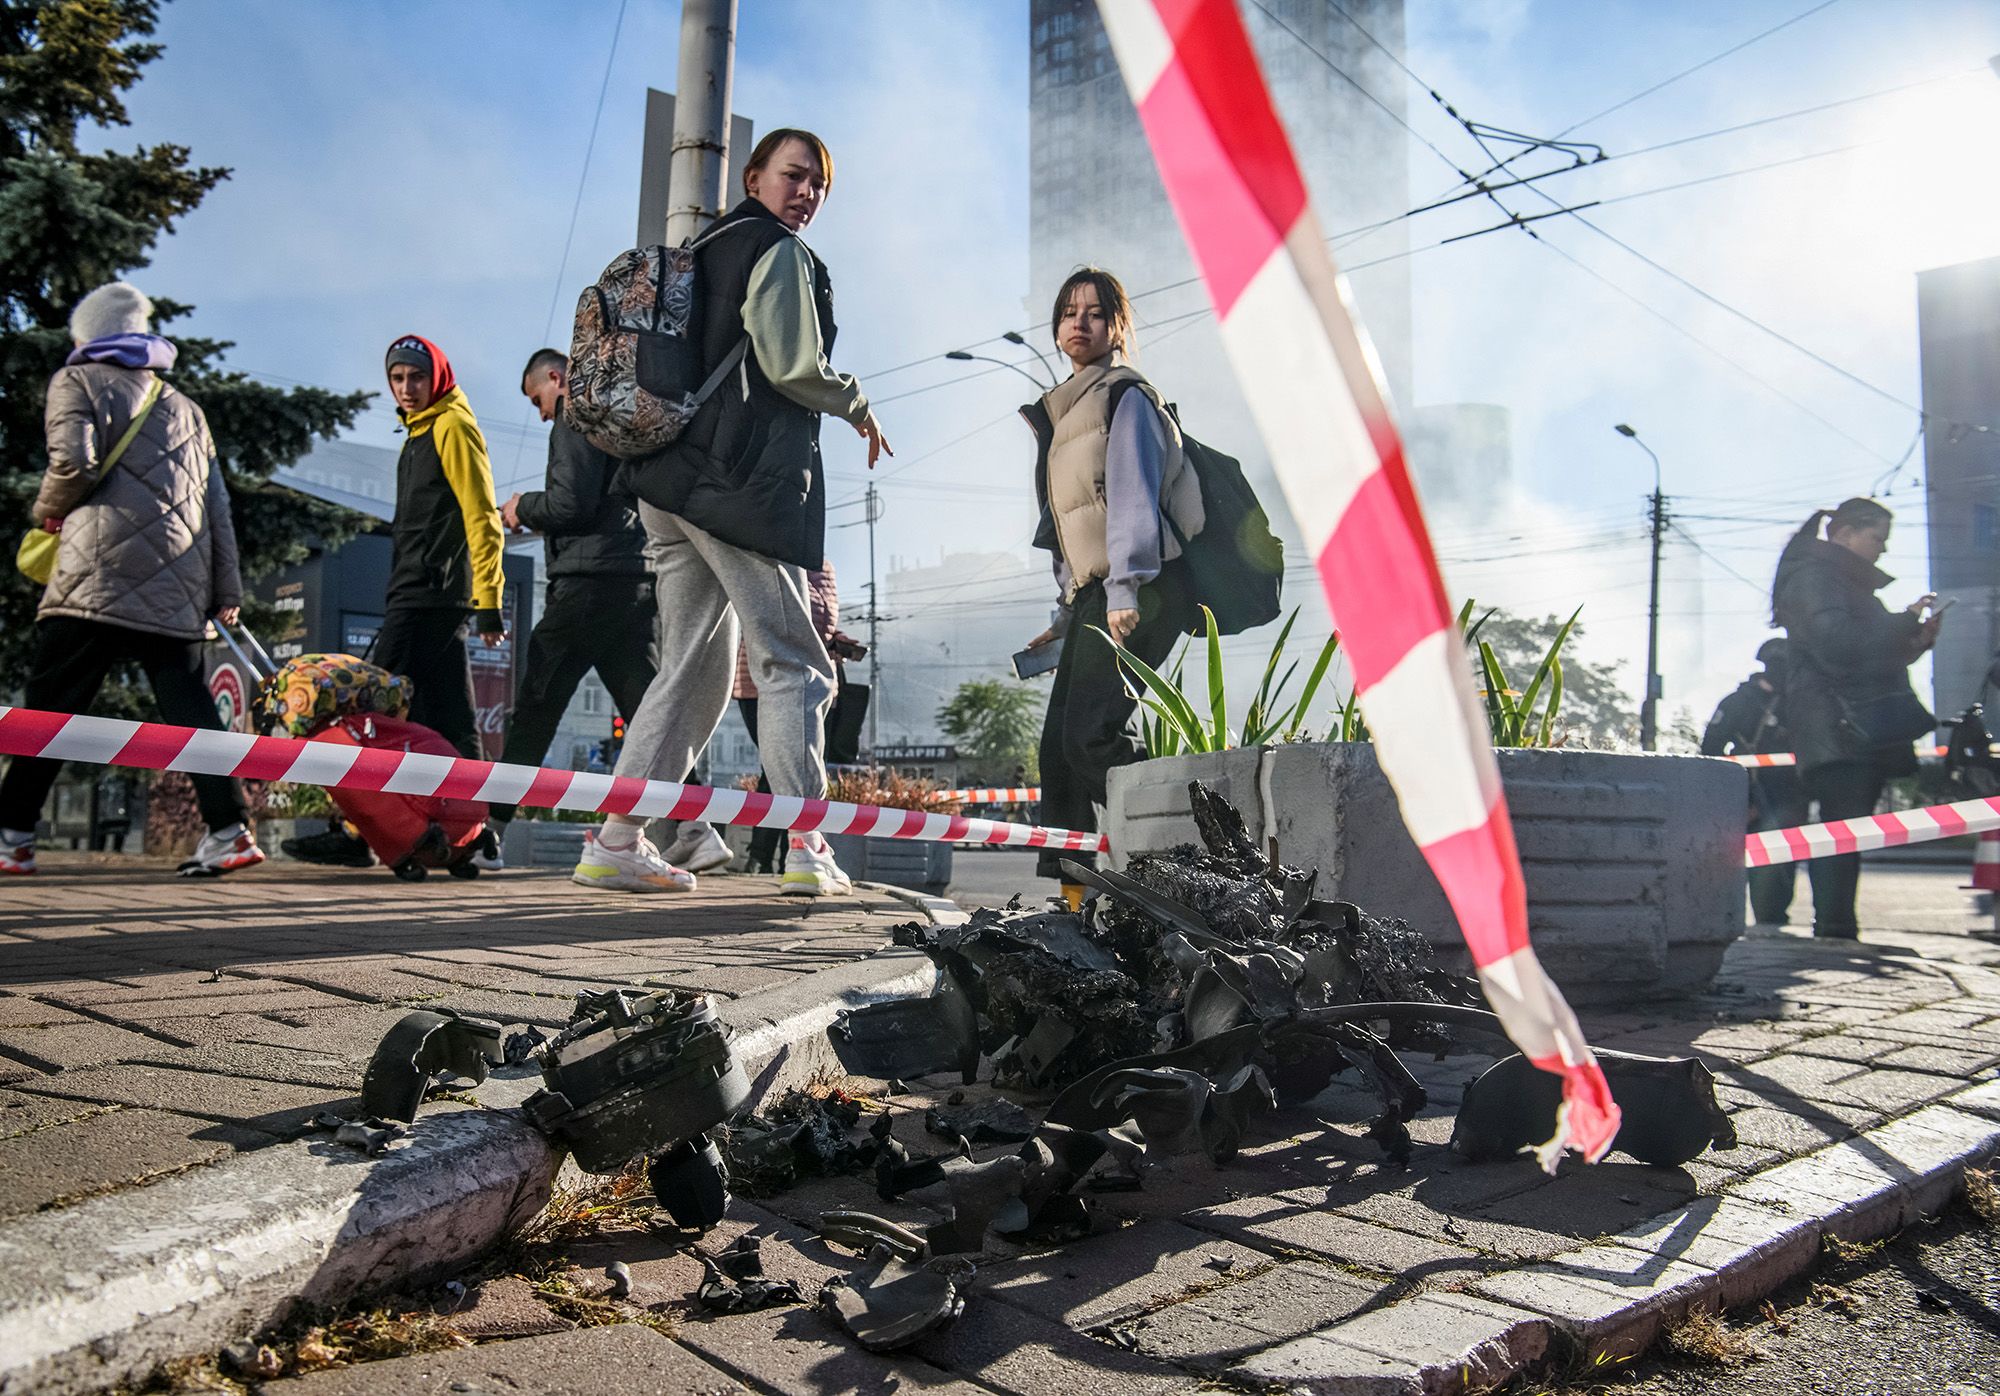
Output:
top-left (1027, 0), bottom-right (1413, 410)
top-left (1919, 254), bottom-right (2000, 719)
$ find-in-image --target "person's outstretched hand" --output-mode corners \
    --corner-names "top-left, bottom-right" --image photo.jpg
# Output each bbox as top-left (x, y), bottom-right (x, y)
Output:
top-left (1108, 608), bottom-right (1139, 644)
top-left (215, 606), bottom-right (240, 627)
top-left (855, 411), bottom-right (893, 469)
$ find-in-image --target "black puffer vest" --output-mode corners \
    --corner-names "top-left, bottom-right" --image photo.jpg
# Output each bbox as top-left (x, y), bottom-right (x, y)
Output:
top-left (624, 199), bottom-right (835, 568)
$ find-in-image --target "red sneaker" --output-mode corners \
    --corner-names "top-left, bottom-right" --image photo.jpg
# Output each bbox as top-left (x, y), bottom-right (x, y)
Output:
top-left (0, 838), bottom-right (35, 876)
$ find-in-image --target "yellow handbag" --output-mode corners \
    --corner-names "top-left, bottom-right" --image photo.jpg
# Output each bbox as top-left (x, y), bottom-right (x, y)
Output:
top-left (14, 379), bottom-right (163, 586)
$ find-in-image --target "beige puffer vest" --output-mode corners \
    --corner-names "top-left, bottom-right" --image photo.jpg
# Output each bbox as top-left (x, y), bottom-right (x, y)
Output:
top-left (1042, 361), bottom-right (1203, 602)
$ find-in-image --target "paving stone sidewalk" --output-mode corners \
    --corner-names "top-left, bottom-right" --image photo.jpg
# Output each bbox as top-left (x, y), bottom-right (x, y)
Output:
top-left (0, 851), bottom-right (920, 1221)
top-left (252, 866), bottom-right (2000, 1396)
top-left (8, 857), bottom-right (2000, 1394)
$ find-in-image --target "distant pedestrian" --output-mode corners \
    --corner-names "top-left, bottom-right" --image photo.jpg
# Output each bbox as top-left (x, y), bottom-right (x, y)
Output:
top-left (575, 128), bottom-right (891, 897)
top-left (1772, 498), bottom-right (1942, 939)
top-left (724, 561), bottom-right (865, 875)
top-left (479, 349), bottom-right (661, 867)
top-left (1020, 268), bottom-right (1206, 905)
top-left (283, 335), bottom-right (507, 870)
top-left (0, 282), bottom-right (264, 878)
top-left (1702, 639), bottom-right (1807, 927)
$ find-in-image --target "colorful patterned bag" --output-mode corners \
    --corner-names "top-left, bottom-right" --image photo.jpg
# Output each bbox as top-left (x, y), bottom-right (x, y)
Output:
top-left (252, 653), bottom-right (412, 739)
top-left (565, 225), bottom-right (752, 458)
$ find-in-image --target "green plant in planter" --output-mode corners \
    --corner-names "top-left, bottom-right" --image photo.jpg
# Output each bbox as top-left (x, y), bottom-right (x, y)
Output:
top-left (1097, 606), bottom-right (1339, 757)
top-left (1100, 598), bottom-right (1582, 756)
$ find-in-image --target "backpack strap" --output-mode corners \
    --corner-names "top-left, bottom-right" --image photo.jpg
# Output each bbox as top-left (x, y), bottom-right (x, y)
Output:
top-left (690, 338), bottom-right (750, 411)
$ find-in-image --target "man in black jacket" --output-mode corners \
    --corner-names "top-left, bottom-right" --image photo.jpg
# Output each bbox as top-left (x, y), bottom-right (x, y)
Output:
top-left (485, 349), bottom-right (669, 862)
top-left (1702, 639), bottom-right (1808, 927)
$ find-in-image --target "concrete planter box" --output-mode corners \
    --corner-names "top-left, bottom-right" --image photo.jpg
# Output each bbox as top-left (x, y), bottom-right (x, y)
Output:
top-left (824, 832), bottom-right (953, 896)
top-left (501, 819), bottom-right (593, 868)
top-left (1105, 743), bottom-right (1747, 1004)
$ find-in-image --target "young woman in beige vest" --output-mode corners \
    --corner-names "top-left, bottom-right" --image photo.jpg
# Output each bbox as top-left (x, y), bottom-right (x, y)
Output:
top-left (1020, 269), bottom-right (1205, 900)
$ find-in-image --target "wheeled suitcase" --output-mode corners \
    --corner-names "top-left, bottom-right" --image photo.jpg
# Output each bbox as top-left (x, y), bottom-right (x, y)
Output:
top-left (311, 713), bottom-right (490, 881)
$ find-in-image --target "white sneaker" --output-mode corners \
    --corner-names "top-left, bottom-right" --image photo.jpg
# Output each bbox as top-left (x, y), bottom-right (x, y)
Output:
top-left (469, 825), bottom-right (505, 871)
top-left (177, 824), bottom-right (267, 878)
top-left (661, 822), bottom-right (734, 874)
top-left (0, 831), bottom-right (36, 877)
top-left (572, 831), bottom-right (696, 893)
top-left (780, 832), bottom-right (852, 897)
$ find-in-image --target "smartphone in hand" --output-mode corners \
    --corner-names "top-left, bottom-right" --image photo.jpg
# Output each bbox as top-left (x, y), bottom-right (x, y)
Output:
top-left (1012, 643), bottom-right (1061, 680)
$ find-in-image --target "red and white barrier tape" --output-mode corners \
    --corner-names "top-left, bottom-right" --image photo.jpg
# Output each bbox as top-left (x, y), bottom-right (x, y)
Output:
top-left (1726, 747), bottom-right (1951, 768)
top-left (1746, 793), bottom-right (2000, 866)
top-left (0, 707), bottom-right (1109, 853)
top-left (1101, 0), bottom-right (1616, 1162)
top-left (934, 787), bottom-right (1041, 804)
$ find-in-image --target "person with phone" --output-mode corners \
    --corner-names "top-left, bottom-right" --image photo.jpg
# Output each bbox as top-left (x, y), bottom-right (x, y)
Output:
top-left (1771, 497), bottom-right (1942, 938)
top-left (1020, 268), bottom-right (1207, 906)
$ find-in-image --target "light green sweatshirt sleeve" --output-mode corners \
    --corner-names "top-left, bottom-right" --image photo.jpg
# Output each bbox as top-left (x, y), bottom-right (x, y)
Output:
top-left (741, 237), bottom-right (870, 426)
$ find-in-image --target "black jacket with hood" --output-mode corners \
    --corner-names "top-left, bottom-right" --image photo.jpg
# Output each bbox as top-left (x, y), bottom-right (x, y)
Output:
top-left (514, 405), bottom-right (646, 579)
top-left (1771, 536), bottom-right (1929, 775)
top-left (624, 198), bottom-right (866, 569)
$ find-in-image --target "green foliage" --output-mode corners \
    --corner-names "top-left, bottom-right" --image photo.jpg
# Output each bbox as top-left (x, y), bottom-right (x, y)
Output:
top-left (1106, 598), bottom-right (1609, 759)
top-left (1097, 606), bottom-right (1339, 756)
top-left (935, 678), bottom-right (1044, 783)
top-left (0, 0), bottom-right (373, 705)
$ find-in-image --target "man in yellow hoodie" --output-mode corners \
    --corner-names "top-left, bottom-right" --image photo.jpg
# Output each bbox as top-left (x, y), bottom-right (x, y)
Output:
top-left (377, 334), bottom-right (506, 759)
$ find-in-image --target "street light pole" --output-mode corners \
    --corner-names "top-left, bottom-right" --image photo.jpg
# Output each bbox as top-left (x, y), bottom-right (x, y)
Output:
top-left (1615, 424), bottom-right (1666, 752)
top-left (1002, 330), bottom-right (1060, 387)
top-left (945, 348), bottom-right (1050, 392)
top-left (665, 0), bottom-right (737, 244)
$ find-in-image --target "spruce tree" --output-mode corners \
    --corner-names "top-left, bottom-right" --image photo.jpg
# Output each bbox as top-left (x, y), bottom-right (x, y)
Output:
top-left (0, 0), bottom-right (371, 706)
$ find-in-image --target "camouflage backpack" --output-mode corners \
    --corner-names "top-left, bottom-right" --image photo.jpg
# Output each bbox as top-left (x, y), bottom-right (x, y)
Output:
top-left (565, 225), bottom-right (752, 459)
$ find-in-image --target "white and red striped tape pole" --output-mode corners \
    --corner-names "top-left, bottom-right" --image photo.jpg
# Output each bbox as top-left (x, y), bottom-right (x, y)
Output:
top-left (0, 707), bottom-right (1108, 854)
top-left (933, 787), bottom-right (1041, 804)
top-left (1726, 747), bottom-right (1950, 768)
top-left (1975, 830), bottom-right (2000, 892)
top-left (1745, 793), bottom-right (2000, 867)
top-left (1099, 0), bottom-right (1616, 1164)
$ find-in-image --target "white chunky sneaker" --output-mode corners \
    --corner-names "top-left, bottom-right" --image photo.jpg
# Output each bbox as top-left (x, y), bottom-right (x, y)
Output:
top-left (780, 832), bottom-right (852, 897)
top-left (572, 831), bottom-right (696, 893)
top-left (468, 824), bottom-right (505, 872)
top-left (661, 822), bottom-right (734, 874)
top-left (177, 824), bottom-right (266, 878)
top-left (0, 831), bottom-right (36, 877)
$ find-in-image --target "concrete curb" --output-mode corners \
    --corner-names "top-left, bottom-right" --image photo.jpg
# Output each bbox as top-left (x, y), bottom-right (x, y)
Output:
top-left (1230, 1089), bottom-right (2000, 1394)
top-left (0, 893), bottom-right (959, 1396)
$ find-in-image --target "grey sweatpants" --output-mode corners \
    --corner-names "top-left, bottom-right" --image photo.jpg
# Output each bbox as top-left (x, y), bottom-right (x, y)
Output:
top-left (612, 505), bottom-right (834, 823)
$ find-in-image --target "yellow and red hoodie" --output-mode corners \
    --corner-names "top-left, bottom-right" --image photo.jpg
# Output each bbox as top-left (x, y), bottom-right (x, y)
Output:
top-left (385, 335), bottom-right (505, 630)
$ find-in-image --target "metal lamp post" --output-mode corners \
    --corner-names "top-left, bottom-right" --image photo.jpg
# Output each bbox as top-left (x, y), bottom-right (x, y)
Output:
top-left (1615, 423), bottom-right (1666, 752)
top-left (944, 349), bottom-right (1050, 392)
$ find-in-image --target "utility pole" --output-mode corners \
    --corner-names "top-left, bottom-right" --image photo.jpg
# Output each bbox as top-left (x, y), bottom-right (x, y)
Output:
top-left (865, 483), bottom-right (883, 761)
top-left (664, 0), bottom-right (737, 244)
top-left (1616, 424), bottom-right (1666, 751)
top-left (1644, 485), bottom-right (1667, 752)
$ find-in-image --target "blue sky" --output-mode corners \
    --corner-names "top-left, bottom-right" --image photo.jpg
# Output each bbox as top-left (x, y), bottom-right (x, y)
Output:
top-left (111, 0), bottom-right (2000, 730)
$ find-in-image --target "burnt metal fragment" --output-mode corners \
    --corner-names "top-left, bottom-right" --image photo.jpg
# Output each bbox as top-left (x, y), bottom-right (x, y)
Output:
top-left (1452, 1049), bottom-right (1737, 1167)
top-left (696, 1236), bottom-right (804, 1313)
top-left (829, 985), bottom-right (979, 1083)
top-left (818, 1246), bottom-right (971, 1352)
top-left (521, 990), bottom-right (747, 1174)
top-left (818, 1209), bottom-right (931, 1261)
top-left (715, 1087), bottom-right (880, 1196)
top-left (360, 1009), bottom-right (505, 1123)
top-left (925, 1096), bottom-right (1036, 1146)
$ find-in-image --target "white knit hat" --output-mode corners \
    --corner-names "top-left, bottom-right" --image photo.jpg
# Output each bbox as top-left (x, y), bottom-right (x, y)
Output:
top-left (69, 281), bottom-right (154, 345)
